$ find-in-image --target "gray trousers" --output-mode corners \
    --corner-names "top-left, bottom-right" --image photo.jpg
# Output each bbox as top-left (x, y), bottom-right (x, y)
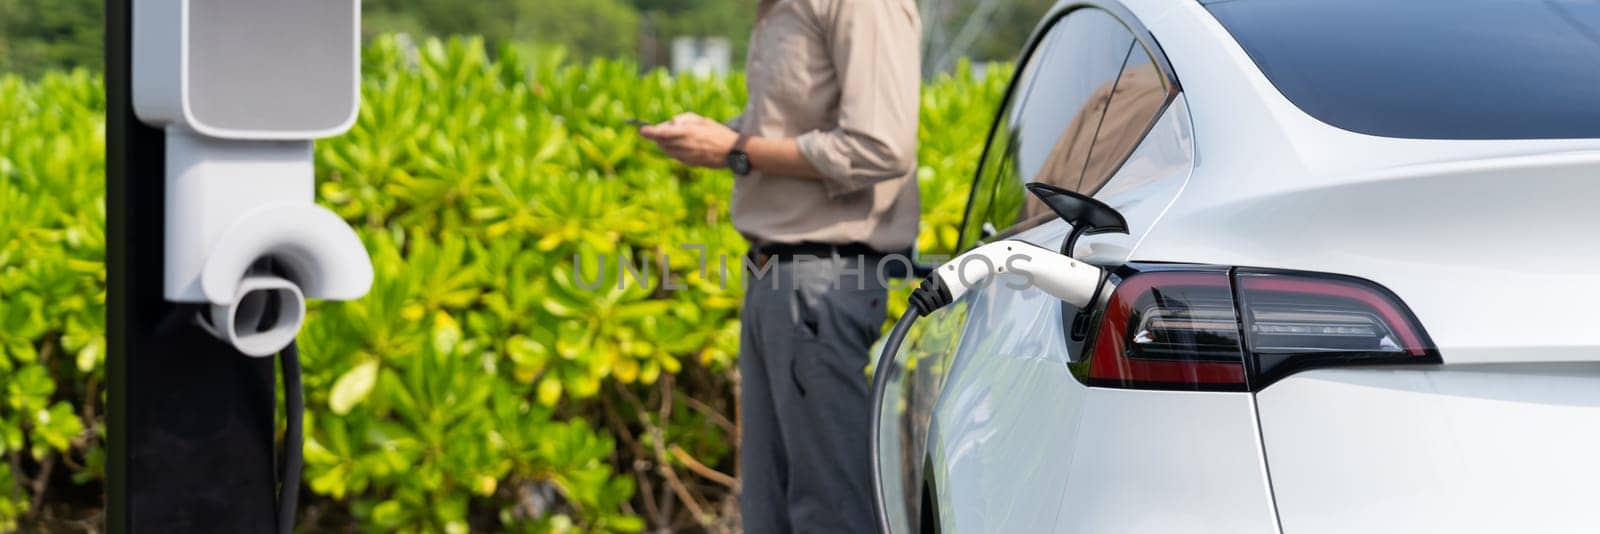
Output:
top-left (740, 253), bottom-right (887, 534)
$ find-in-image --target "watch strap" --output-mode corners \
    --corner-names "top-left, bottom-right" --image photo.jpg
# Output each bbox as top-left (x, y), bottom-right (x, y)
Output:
top-left (728, 134), bottom-right (753, 175)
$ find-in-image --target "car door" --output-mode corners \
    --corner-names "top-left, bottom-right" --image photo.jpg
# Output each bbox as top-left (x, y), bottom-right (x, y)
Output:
top-left (876, 3), bottom-right (1204, 532)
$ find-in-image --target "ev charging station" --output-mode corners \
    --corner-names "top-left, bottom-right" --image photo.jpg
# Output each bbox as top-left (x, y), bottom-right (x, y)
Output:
top-left (107, 0), bottom-right (369, 530)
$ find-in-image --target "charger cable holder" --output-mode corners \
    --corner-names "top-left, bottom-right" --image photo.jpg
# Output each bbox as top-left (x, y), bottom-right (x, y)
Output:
top-left (133, 0), bottom-right (370, 356)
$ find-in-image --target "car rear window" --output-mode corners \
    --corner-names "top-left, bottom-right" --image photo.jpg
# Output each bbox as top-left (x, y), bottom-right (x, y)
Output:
top-left (1206, 0), bottom-right (1600, 140)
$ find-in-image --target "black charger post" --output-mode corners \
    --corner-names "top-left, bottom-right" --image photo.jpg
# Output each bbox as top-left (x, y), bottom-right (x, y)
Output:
top-left (107, 1), bottom-right (370, 531)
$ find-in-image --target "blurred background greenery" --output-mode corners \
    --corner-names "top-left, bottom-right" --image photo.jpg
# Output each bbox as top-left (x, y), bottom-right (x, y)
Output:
top-left (0, 0), bottom-right (1054, 76)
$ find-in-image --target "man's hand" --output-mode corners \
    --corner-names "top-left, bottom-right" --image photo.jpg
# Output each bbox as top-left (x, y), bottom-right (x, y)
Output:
top-left (640, 112), bottom-right (740, 169)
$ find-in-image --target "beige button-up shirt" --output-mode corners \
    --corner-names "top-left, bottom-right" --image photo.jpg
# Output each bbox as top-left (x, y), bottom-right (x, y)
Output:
top-left (731, 0), bottom-right (922, 252)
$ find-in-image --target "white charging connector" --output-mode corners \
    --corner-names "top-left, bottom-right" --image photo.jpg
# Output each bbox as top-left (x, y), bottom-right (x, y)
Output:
top-left (910, 239), bottom-right (1106, 315)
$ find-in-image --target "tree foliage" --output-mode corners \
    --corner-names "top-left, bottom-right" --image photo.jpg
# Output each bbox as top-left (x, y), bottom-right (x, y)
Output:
top-left (0, 0), bottom-right (104, 76)
top-left (364, 0), bottom-right (648, 61)
top-left (0, 0), bottom-right (1051, 76)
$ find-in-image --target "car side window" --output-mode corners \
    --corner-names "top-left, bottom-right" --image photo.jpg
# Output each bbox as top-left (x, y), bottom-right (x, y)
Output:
top-left (956, 42), bottom-right (1044, 252)
top-left (956, 8), bottom-right (1177, 253)
top-left (1076, 42), bottom-right (1169, 194)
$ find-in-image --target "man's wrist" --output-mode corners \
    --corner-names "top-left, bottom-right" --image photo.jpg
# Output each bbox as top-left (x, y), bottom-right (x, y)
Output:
top-left (727, 134), bottom-right (753, 175)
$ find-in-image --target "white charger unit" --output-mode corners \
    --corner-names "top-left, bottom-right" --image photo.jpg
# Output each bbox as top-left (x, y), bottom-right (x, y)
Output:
top-left (133, 0), bottom-right (372, 356)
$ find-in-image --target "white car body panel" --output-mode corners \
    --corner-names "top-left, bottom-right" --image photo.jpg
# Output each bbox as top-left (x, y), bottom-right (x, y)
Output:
top-left (925, 268), bottom-right (1086, 533)
top-left (924, 236), bottom-right (1277, 534)
top-left (890, 1), bottom-right (1600, 532)
top-left (1053, 388), bottom-right (1277, 534)
top-left (1258, 366), bottom-right (1600, 533)
top-left (1134, 0), bottom-right (1600, 363)
top-left (923, 95), bottom-right (1275, 532)
top-left (1141, 2), bottom-right (1600, 532)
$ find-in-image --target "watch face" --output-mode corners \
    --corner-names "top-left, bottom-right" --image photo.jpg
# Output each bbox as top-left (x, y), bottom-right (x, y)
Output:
top-left (728, 151), bottom-right (752, 175)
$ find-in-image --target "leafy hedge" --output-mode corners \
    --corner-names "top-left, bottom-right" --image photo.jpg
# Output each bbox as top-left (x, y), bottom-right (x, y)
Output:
top-left (0, 36), bottom-right (1007, 532)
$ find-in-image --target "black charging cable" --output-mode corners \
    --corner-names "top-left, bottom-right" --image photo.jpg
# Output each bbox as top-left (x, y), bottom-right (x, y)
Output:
top-left (868, 276), bottom-right (951, 533)
top-left (278, 341), bottom-right (304, 534)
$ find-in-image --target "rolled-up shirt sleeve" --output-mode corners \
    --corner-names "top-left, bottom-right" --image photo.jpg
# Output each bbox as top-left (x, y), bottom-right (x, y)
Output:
top-left (796, 0), bottom-right (921, 198)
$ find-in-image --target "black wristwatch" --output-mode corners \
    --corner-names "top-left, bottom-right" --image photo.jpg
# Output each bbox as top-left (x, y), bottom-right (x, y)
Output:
top-left (727, 134), bottom-right (752, 176)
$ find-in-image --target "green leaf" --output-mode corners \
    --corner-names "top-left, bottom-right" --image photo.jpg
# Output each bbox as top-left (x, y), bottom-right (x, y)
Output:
top-left (608, 515), bottom-right (646, 532)
top-left (369, 499), bottom-right (406, 528)
top-left (536, 375), bottom-right (562, 407)
top-left (76, 337), bottom-right (103, 373)
top-left (32, 402), bottom-right (83, 458)
top-left (6, 364), bottom-right (53, 413)
top-left (430, 311), bottom-right (462, 354)
top-left (0, 418), bottom-right (22, 454)
top-left (329, 360), bottom-right (380, 415)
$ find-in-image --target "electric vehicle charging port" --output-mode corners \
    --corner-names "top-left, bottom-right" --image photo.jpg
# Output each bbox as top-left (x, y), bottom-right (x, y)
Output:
top-left (179, 201), bottom-right (374, 356)
top-left (197, 272), bottom-right (307, 357)
top-left (123, 1), bottom-right (365, 530)
top-left (131, 0), bottom-right (370, 357)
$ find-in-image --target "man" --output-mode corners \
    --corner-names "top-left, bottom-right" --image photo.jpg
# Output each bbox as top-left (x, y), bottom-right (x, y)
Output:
top-left (639, 0), bottom-right (921, 531)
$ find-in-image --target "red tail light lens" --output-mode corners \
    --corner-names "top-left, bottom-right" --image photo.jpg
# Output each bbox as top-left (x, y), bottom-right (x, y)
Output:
top-left (1084, 267), bottom-right (1439, 391)
top-left (1235, 270), bottom-right (1439, 385)
top-left (1087, 271), bottom-right (1249, 391)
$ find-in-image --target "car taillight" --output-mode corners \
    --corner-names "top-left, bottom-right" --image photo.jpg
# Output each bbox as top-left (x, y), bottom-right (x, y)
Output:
top-left (1085, 267), bottom-right (1438, 391)
top-left (1234, 270), bottom-right (1438, 385)
top-left (1087, 270), bottom-right (1249, 391)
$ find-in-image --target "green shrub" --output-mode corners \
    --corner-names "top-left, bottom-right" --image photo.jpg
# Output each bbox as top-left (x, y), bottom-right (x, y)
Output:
top-left (0, 36), bottom-right (1008, 532)
top-left (0, 67), bottom-right (106, 533)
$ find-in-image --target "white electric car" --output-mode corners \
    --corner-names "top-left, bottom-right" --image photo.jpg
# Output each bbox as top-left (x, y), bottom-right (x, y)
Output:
top-left (873, 0), bottom-right (1600, 532)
